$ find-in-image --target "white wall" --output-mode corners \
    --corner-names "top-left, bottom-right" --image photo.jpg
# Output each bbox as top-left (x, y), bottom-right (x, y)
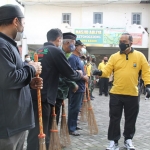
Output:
top-left (24, 3), bottom-right (150, 46)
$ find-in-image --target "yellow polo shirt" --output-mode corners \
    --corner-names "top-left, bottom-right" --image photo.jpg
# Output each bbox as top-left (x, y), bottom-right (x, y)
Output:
top-left (86, 63), bottom-right (92, 77)
top-left (101, 50), bottom-right (150, 96)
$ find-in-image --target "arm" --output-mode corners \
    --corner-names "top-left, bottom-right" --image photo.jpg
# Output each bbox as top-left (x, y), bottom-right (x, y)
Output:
top-left (50, 48), bottom-right (82, 81)
top-left (0, 47), bottom-right (35, 89)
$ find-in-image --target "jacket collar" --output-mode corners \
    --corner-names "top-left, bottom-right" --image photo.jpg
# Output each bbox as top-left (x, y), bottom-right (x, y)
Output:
top-left (43, 42), bottom-right (55, 47)
top-left (0, 32), bottom-right (17, 47)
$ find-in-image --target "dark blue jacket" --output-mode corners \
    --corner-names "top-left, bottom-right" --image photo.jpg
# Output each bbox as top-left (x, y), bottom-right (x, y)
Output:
top-left (0, 32), bottom-right (35, 138)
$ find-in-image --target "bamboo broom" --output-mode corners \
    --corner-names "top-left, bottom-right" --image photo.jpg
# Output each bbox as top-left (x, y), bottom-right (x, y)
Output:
top-left (80, 91), bottom-right (88, 122)
top-left (86, 82), bottom-right (99, 135)
top-left (49, 106), bottom-right (61, 150)
top-left (34, 53), bottom-right (46, 150)
top-left (60, 100), bottom-right (71, 148)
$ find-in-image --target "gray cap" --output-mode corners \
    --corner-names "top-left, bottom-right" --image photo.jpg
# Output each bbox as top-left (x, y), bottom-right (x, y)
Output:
top-left (0, 4), bottom-right (24, 21)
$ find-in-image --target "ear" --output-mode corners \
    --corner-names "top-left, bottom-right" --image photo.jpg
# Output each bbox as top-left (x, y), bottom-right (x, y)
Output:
top-left (12, 17), bottom-right (18, 26)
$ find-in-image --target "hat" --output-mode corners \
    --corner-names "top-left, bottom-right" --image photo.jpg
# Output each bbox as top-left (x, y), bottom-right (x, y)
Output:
top-left (63, 32), bottom-right (77, 40)
top-left (0, 4), bottom-right (24, 21)
top-left (75, 40), bottom-right (84, 46)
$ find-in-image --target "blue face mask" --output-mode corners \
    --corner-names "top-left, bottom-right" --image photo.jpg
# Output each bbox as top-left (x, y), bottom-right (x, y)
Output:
top-left (69, 44), bottom-right (75, 52)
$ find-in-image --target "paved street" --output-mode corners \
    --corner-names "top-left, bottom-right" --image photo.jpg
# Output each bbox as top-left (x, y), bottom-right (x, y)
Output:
top-left (24, 88), bottom-right (150, 150)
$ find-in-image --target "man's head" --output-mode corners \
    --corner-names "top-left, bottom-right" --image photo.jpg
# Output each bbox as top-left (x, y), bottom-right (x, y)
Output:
top-left (47, 28), bottom-right (63, 47)
top-left (91, 55), bottom-right (96, 63)
top-left (0, 4), bottom-right (25, 41)
top-left (62, 32), bottom-right (76, 53)
top-left (74, 40), bottom-right (84, 56)
top-left (103, 56), bottom-right (108, 63)
top-left (119, 33), bottom-right (133, 53)
top-left (25, 54), bottom-right (31, 62)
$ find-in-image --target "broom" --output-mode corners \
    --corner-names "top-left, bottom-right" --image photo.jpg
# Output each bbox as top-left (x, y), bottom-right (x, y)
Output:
top-left (49, 106), bottom-right (61, 150)
top-left (80, 91), bottom-right (88, 122)
top-left (34, 53), bottom-right (46, 150)
top-left (86, 82), bottom-right (99, 135)
top-left (60, 100), bottom-right (71, 147)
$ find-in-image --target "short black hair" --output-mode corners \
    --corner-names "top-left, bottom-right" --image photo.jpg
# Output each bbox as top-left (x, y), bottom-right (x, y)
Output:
top-left (47, 28), bottom-right (62, 42)
top-left (25, 54), bottom-right (30, 58)
top-left (122, 33), bottom-right (133, 42)
top-left (0, 17), bottom-right (22, 26)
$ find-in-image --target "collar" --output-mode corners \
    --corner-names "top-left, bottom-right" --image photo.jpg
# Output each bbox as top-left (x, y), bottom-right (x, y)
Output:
top-left (0, 32), bottom-right (17, 47)
top-left (43, 42), bottom-right (55, 47)
top-left (120, 47), bottom-right (134, 54)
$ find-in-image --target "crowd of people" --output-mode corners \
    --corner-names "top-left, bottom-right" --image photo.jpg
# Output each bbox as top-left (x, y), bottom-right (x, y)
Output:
top-left (1, 4), bottom-right (150, 150)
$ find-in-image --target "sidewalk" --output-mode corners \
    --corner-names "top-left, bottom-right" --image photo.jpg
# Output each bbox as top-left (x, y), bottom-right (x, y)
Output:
top-left (24, 88), bottom-right (150, 150)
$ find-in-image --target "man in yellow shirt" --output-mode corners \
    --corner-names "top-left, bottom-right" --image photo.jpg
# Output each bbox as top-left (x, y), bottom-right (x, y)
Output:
top-left (98, 57), bottom-right (109, 96)
top-left (93, 33), bottom-right (150, 150)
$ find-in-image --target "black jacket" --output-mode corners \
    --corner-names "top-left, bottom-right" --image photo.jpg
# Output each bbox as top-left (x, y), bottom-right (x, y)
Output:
top-left (0, 32), bottom-right (35, 138)
top-left (31, 42), bottom-right (81, 105)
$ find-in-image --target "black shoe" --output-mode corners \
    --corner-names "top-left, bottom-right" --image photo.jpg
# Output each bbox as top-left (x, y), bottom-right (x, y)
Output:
top-left (76, 127), bottom-right (82, 130)
top-left (90, 97), bottom-right (94, 100)
top-left (105, 94), bottom-right (108, 97)
top-left (99, 93), bottom-right (102, 96)
top-left (69, 131), bottom-right (80, 136)
top-left (91, 95), bottom-right (95, 98)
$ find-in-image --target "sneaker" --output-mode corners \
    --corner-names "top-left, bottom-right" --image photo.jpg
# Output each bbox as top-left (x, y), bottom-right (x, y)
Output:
top-left (145, 97), bottom-right (149, 100)
top-left (106, 141), bottom-right (119, 150)
top-left (124, 139), bottom-right (135, 150)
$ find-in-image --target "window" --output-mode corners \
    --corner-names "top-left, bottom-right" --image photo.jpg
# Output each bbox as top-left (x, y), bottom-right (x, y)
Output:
top-left (93, 12), bottom-right (103, 24)
top-left (62, 13), bottom-right (71, 25)
top-left (132, 13), bottom-right (141, 25)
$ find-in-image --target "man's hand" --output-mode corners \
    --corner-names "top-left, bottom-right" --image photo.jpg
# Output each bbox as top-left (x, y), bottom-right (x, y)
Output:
top-left (29, 61), bottom-right (42, 75)
top-left (146, 85), bottom-right (150, 98)
top-left (93, 70), bottom-right (102, 76)
top-left (82, 75), bottom-right (89, 82)
top-left (76, 70), bottom-right (83, 77)
top-left (72, 84), bottom-right (79, 93)
top-left (30, 77), bottom-right (43, 89)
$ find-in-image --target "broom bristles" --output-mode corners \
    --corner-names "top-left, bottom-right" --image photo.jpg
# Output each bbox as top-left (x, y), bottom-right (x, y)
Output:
top-left (87, 100), bottom-right (99, 135)
top-left (80, 93), bottom-right (88, 122)
top-left (49, 107), bottom-right (61, 150)
top-left (60, 102), bottom-right (71, 147)
top-left (39, 138), bottom-right (47, 150)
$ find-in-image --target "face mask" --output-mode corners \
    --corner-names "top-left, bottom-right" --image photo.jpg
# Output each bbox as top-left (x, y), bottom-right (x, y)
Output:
top-left (81, 48), bottom-right (86, 54)
top-left (85, 60), bottom-right (87, 64)
top-left (81, 60), bottom-right (84, 65)
top-left (58, 45), bottom-right (62, 50)
top-left (104, 60), bottom-right (108, 62)
top-left (25, 58), bottom-right (31, 62)
top-left (14, 32), bottom-right (23, 41)
top-left (69, 44), bottom-right (75, 52)
top-left (119, 43), bottom-right (130, 51)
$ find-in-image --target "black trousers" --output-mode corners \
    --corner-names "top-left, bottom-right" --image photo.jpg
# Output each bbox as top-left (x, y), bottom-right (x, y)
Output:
top-left (55, 98), bottom-right (63, 125)
top-left (99, 77), bottom-right (109, 95)
top-left (27, 101), bottom-right (52, 150)
top-left (108, 94), bottom-right (139, 141)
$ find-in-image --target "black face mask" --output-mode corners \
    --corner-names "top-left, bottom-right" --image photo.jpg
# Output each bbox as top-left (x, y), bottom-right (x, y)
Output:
top-left (119, 43), bottom-right (130, 51)
top-left (104, 60), bottom-right (108, 62)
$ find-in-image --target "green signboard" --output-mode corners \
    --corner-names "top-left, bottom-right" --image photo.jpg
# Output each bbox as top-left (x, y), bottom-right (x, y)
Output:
top-left (74, 29), bottom-right (103, 46)
top-left (74, 28), bottom-right (126, 47)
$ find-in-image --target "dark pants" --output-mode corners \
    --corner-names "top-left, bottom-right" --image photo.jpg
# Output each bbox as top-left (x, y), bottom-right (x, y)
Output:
top-left (27, 101), bottom-right (52, 150)
top-left (0, 131), bottom-right (26, 150)
top-left (108, 94), bottom-right (139, 141)
top-left (99, 78), bottom-right (109, 95)
top-left (68, 92), bottom-right (84, 132)
top-left (55, 98), bottom-right (63, 125)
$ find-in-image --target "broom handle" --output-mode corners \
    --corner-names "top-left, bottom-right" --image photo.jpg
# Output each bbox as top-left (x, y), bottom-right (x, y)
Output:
top-left (34, 53), bottom-right (45, 137)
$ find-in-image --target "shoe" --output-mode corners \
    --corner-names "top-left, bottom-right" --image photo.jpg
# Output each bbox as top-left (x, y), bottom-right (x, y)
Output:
top-left (145, 97), bottom-right (148, 100)
top-left (105, 94), bottom-right (108, 97)
top-left (124, 139), bottom-right (135, 150)
top-left (90, 97), bottom-right (94, 100)
top-left (99, 93), bottom-right (102, 96)
top-left (106, 141), bottom-right (119, 150)
top-left (91, 95), bottom-right (95, 98)
top-left (69, 131), bottom-right (80, 136)
top-left (76, 127), bottom-right (82, 130)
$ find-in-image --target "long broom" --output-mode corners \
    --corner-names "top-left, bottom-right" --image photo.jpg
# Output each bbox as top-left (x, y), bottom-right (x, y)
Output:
top-left (86, 82), bottom-right (99, 135)
top-left (60, 100), bottom-right (71, 147)
top-left (49, 106), bottom-right (61, 150)
top-left (80, 91), bottom-right (88, 122)
top-left (34, 53), bottom-right (46, 150)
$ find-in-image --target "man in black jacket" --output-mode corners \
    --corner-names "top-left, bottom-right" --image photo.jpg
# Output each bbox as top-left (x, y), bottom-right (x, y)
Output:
top-left (27, 29), bottom-right (83, 150)
top-left (0, 4), bottom-right (42, 150)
